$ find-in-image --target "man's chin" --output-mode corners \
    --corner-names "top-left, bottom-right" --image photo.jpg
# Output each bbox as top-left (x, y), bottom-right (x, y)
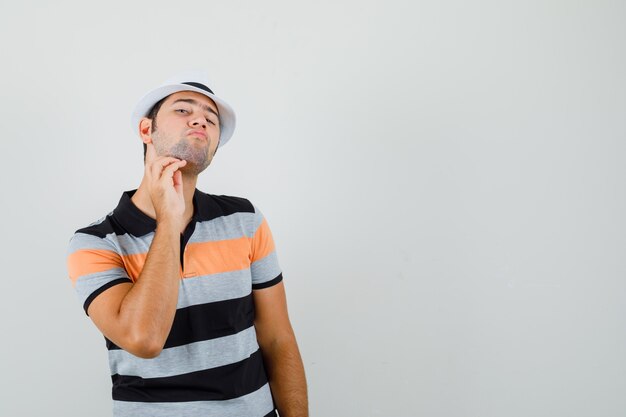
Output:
top-left (179, 158), bottom-right (211, 175)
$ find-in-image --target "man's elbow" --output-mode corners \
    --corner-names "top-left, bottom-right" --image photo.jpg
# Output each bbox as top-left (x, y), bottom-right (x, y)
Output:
top-left (128, 344), bottom-right (163, 359)
top-left (257, 329), bottom-right (298, 353)
top-left (121, 330), bottom-right (165, 359)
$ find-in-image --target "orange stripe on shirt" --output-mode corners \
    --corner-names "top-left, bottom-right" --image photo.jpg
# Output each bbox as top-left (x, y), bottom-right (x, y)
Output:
top-left (120, 252), bottom-right (148, 282)
top-left (250, 218), bottom-right (276, 263)
top-left (184, 237), bottom-right (252, 276)
top-left (121, 242), bottom-right (249, 280)
top-left (67, 249), bottom-right (124, 286)
top-left (69, 229), bottom-right (273, 285)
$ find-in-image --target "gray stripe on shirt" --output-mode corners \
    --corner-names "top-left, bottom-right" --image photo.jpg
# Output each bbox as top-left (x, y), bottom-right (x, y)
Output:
top-left (188, 211), bottom-right (257, 243)
top-left (251, 251), bottom-right (281, 285)
top-left (75, 268), bottom-right (130, 305)
top-left (177, 269), bottom-right (252, 309)
top-left (108, 325), bottom-right (260, 378)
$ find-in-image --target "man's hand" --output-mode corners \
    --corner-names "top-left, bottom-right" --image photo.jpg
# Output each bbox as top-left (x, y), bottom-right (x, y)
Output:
top-left (144, 143), bottom-right (187, 227)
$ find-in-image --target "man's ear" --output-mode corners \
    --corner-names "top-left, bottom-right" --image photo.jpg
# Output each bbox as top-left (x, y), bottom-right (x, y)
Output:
top-left (139, 117), bottom-right (153, 144)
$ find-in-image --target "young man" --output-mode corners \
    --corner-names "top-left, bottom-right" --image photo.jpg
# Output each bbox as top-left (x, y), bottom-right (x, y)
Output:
top-left (67, 72), bottom-right (308, 417)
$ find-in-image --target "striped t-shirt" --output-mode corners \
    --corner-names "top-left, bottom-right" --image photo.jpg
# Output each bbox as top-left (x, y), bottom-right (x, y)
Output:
top-left (66, 189), bottom-right (282, 417)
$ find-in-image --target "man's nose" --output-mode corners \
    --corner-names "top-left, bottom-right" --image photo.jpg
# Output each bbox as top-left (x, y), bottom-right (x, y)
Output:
top-left (189, 115), bottom-right (207, 129)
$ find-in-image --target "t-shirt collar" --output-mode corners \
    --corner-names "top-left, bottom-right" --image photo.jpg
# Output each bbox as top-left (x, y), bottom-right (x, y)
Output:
top-left (112, 188), bottom-right (201, 237)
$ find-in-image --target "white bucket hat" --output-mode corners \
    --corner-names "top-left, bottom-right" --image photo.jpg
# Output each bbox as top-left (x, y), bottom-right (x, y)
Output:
top-left (131, 70), bottom-right (236, 147)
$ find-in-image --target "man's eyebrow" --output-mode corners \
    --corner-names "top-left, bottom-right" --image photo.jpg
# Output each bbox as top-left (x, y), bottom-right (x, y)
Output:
top-left (171, 98), bottom-right (219, 116)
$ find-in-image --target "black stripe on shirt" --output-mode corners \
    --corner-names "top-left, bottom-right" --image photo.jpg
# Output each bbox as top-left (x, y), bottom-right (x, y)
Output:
top-left (106, 293), bottom-right (255, 350)
top-left (77, 190), bottom-right (256, 239)
top-left (111, 348), bottom-right (268, 402)
top-left (75, 215), bottom-right (127, 239)
top-left (252, 273), bottom-right (283, 290)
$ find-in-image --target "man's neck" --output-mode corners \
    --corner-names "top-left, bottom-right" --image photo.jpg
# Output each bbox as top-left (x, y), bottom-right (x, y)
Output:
top-left (131, 173), bottom-right (198, 232)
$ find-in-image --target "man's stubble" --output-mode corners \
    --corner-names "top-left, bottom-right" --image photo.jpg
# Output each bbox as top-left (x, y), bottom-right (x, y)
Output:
top-left (151, 128), bottom-right (217, 176)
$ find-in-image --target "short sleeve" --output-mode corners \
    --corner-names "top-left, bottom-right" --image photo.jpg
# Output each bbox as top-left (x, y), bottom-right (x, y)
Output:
top-left (249, 205), bottom-right (283, 290)
top-left (67, 232), bottom-right (133, 315)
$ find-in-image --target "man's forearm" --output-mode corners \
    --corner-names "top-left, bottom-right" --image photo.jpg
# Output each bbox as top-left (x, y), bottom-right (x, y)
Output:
top-left (117, 221), bottom-right (181, 355)
top-left (262, 336), bottom-right (308, 417)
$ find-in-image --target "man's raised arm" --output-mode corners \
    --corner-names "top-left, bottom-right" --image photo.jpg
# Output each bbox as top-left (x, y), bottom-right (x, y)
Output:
top-left (86, 144), bottom-right (188, 358)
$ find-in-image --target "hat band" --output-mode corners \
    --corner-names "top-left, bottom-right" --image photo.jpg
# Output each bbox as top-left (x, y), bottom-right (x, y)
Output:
top-left (182, 82), bottom-right (214, 94)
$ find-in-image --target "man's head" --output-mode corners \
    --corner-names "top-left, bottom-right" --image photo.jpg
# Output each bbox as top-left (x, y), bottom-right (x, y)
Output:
top-left (131, 72), bottom-right (237, 173)
top-left (139, 90), bottom-right (221, 175)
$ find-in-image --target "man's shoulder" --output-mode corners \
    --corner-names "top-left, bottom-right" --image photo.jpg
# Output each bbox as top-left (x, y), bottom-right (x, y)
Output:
top-left (71, 210), bottom-right (117, 239)
top-left (67, 209), bottom-right (122, 258)
top-left (195, 189), bottom-right (257, 216)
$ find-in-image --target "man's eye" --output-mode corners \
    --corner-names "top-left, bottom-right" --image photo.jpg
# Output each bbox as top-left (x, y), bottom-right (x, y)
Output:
top-left (175, 109), bottom-right (188, 113)
top-left (206, 118), bottom-right (216, 125)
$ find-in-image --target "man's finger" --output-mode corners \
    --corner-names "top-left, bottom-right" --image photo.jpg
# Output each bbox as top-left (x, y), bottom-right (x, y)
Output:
top-left (149, 157), bottom-right (184, 179)
top-left (159, 160), bottom-right (187, 181)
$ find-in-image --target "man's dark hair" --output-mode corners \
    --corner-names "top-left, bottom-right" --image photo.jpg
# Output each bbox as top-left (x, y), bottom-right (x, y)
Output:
top-left (143, 97), bottom-right (167, 160)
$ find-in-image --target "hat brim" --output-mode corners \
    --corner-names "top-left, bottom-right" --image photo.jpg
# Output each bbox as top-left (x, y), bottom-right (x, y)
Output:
top-left (131, 84), bottom-right (236, 148)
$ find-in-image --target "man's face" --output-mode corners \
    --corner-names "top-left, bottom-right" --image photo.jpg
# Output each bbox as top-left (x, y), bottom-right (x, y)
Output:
top-left (148, 90), bottom-right (221, 175)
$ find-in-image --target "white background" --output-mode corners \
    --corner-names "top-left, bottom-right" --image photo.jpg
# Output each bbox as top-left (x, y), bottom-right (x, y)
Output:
top-left (1, 1), bottom-right (625, 416)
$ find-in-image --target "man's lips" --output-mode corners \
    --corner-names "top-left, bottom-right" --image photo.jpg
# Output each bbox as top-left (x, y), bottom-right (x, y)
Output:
top-left (188, 130), bottom-right (207, 140)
